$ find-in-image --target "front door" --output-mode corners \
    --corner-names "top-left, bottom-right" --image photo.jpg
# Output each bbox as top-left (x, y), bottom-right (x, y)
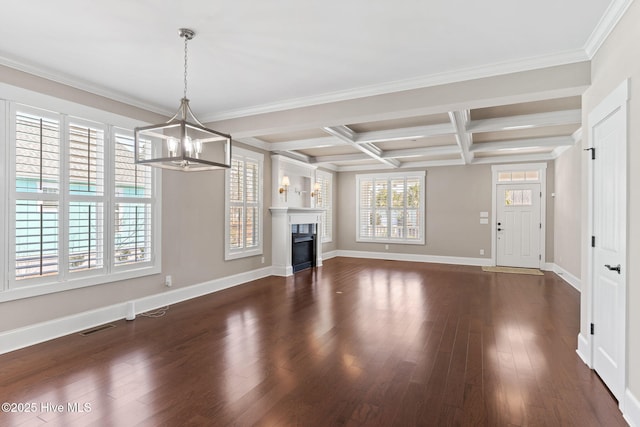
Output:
top-left (591, 84), bottom-right (627, 403)
top-left (496, 183), bottom-right (541, 268)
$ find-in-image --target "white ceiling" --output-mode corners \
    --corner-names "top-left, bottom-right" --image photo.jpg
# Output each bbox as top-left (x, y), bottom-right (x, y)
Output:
top-left (0, 0), bottom-right (631, 171)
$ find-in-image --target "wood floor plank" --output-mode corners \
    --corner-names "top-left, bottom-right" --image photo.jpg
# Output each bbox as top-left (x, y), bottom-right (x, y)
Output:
top-left (0, 258), bottom-right (628, 426)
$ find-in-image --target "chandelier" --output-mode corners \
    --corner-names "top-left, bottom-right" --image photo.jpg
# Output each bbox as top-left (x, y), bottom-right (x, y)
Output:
top-left (134, 28), bottom-right (232, 171)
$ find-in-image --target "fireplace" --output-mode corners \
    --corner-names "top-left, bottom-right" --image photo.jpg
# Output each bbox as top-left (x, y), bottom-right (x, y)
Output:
top-left (270, 207), bottom-right (324, 276)
top-left (291, 224), bottom-right (316, 272)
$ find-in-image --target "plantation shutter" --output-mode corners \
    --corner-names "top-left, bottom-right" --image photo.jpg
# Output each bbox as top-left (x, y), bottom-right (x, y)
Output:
top-left (315, 171), bottom-right (332, 242)
top-left (14, 110), bottom-right (61, 280)
top-left (113, 131), bottom-right (153, 266)
top-left (67, 120), bottom-right (105, 273)
top-left (357, 172), bottom-right (425, 244)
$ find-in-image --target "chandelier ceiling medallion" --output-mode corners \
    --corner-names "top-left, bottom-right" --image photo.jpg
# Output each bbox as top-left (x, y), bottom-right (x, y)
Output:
top-left (134, 28), bottom-right (232, 171)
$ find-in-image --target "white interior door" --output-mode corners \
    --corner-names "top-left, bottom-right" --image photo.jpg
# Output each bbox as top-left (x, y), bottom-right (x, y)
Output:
top-left (496, 183), bottom-right (541, 268)
top-left (591, 92), bottom-right (627, 403)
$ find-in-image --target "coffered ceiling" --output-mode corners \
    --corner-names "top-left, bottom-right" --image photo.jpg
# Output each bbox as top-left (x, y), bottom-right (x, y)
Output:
top-left (0, 0), bottom-right (632, 170)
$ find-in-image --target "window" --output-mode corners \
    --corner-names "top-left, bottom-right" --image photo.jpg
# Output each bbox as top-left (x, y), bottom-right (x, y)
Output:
top-left (3, 102), bottom-right (160, 300)
top-left (314, 170), bottom-right (332, 242)
top-left (497, 170), bottom-right (539, 182)
top-left (225, 147), bottom-right (263, 260)
top-left (356, 171), bottom-right (425, 244)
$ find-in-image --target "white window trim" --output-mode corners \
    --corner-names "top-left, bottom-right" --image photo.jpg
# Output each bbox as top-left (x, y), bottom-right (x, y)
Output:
top-left (224, 146), bottom-right (264, 260)
top-left (0, 89), bottom-right (161, 303)
top-left (315, 169), bottom-right (333, 243)
top-left (356, 170), bottom-right (426, 245)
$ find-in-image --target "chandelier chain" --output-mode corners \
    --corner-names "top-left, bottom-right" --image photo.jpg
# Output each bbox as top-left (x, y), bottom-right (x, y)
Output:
top-left (183, 35), bottom-right (189, 99)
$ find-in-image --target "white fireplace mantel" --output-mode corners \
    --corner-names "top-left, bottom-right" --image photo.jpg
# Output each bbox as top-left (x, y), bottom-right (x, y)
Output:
top-left (270, 207), bottom-right (324, 276)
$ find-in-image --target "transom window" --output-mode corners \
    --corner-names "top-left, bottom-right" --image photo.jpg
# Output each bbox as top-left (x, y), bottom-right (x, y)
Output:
top-left (497, 170), bottom-right (539, 182)
top-left (356, 171), bottom-right (425, 244)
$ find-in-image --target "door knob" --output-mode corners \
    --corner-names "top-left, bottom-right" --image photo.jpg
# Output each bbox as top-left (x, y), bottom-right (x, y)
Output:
top-left (604, 264), bottom-right (621, 274)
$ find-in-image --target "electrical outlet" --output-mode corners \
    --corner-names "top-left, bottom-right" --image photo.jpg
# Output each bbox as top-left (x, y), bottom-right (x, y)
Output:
top-left (385, 244), bottom-right (389, 250)
top-left (165, 275), bottom-right (172, 287)
top-left (480, 249), bottom-right (485, 255)
top-left (261, 256), bottom-right (265, 264)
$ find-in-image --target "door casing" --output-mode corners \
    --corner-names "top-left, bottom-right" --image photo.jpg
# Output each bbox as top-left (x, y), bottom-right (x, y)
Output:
top-left (491, 163), bottom-right (547, 269)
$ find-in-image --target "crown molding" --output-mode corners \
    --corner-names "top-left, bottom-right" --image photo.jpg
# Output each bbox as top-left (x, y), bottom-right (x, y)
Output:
top-left (0, 54), bottom-right (173, 117)
top-left (583, 0), bottom-right (635, 58)
top-left (201, 49), bottom-right (588, 122)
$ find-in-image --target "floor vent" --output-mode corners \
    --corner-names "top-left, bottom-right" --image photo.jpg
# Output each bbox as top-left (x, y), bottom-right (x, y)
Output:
top-left (79, 324), bottom-right (116, 336)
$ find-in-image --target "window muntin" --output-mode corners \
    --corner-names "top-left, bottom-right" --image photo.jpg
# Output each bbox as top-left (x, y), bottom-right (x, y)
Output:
top-left (225, 147), bottom-right (263, 260)
top-left (357, 172), bottom-right (425, 244)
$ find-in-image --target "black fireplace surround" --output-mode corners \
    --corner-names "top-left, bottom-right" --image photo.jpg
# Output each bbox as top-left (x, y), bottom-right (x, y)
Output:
top-left (291, 224), bottom-right (316, 273)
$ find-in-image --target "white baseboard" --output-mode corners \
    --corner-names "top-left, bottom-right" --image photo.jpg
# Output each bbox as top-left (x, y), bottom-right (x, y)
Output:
top-left (624, 388), bottom-right (640, 427)
top-left (335, 250), bottom-right (492, 267)
top-left (576, 332), bottom-right (591, 367)
top-left (323, 250), bottom-right (338, 260)
top-left (0, 266), bottom-right (273, 355)
top-left (547, 262), bottom-right (581, 291)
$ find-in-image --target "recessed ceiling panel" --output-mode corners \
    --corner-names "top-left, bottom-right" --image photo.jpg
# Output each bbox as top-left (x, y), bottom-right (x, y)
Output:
top-left (474, 147), bottom-right (555, 158)
top-left (348, 113), bottom-right (451, 133)
top-left (473, 124), bottom-right (580, 143)
top-left (471, 96), bottom-right (581, 120)
top-left (257, 129), bottom-right (329, 143)
top-left (297, 145), bottom-right (361, 157)
top-left (374, 135), bottom-right (457, 150)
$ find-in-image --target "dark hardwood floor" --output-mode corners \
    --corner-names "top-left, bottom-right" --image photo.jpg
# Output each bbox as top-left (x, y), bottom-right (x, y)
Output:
top-left (0, 258), bottom-right (627, 426)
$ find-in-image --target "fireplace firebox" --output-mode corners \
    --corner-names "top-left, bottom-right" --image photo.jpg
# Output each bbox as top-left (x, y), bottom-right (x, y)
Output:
top-left (291, 224), bottom-right (316, 273)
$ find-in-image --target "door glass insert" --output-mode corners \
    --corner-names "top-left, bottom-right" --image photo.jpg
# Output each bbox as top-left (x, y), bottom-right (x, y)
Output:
top-left (505, 189), bottom-right (532, 206)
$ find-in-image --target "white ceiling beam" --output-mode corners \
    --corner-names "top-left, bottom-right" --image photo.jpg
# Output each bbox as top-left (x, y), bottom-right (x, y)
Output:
top-left (354, 123), bottom-right (454, 144)
top-left (449, 110), bottom-right (473, 164)
top-left (467, 109), bottom-right (581, 133)
top-left (274, 150), bottom-right (314, 164)
top-left (268, 136), bottom-right (345, 151)
top-left (235, 137), bottom-right (269, 151)
top-left (469, 136), bottom-right (574, 153)
top-left (322, 126), bottom-right (401, 168)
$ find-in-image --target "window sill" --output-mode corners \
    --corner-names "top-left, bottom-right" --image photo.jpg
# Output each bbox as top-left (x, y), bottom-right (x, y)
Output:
top-left (0, 265), bottom-right (161, 303)
top-left (356, 238), bottom-right (425, 245)
top-left (224, 248), bottom-right (263, 261)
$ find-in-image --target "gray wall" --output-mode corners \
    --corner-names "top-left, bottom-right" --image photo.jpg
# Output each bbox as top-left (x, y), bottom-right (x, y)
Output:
top-left (338, 165), bottom-right (493, 258)
top-left (581, 0), bottom-right (640, 399)
top-left (553, 145), bottom-right (582, 279)
top-left (337, 163), bottom-right (554, 262)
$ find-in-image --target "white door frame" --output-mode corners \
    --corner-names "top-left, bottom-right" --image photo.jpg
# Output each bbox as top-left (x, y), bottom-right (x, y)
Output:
top-left (491, 163), bottom-right (547, 268)
top-left (582, 79), bottom-right (628, 406)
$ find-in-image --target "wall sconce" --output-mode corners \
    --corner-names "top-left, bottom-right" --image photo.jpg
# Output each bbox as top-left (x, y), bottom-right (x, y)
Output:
top-left (279, 175), bottom-right (290, 201)
top-left (311, 182), bottom-right (322, 197)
